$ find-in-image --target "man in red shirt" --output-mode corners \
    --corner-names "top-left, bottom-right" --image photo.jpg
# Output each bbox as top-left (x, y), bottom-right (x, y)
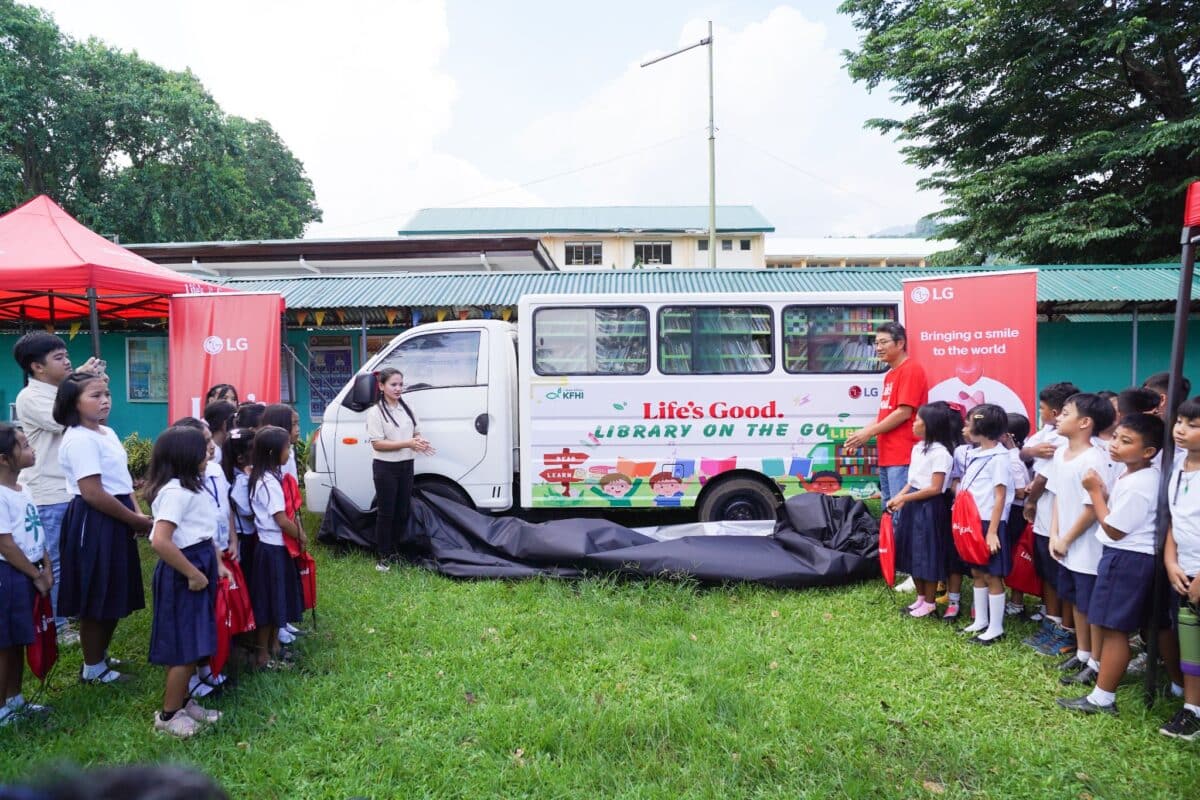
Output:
top-left (844, 322), bottom-right (929, 511)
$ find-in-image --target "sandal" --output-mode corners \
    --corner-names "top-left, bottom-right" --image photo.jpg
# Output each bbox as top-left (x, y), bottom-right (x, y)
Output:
top-left (80, 667), bottom-right (133, 685)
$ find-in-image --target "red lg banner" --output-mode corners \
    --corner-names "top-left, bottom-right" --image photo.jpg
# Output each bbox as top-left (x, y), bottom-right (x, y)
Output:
top-left (168, 293), bottom-right (285, 422)
top-left (902, 270), bottom-right (1037, 421)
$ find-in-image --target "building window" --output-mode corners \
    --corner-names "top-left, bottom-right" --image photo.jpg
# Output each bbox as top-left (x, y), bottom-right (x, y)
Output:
top-left (126, 337), bottom-right (168, 402)
top-left (740, 239), bottom-right (751, 251)
top-left (697, 238), bottom-right (708, 251)
top-left (721, 239), bottom-right (733, 251)
top-left (634, 242), bottom-right (671, 266)
top-left (564, 241), bottom-right (602, 266)
top-left (533, 306), bottom-right (649, 375)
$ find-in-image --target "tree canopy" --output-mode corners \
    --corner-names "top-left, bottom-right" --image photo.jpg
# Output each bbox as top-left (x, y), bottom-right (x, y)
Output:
top-left (839, 0), bottom-right (1200, 264)
top-left (0, 1), bottom-right (321, 242)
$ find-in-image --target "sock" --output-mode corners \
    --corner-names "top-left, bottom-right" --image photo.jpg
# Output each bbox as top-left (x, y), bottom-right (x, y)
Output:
top-left (1088, 687), bottom-right (1116, 707)
top-left (980, 592), bottom-right (1006, 640)
top-left (948, 592), bottom-right (961, 604)
top-left (6, 694), bottom-right (24, 709)
top-left (82, 660), bottom-right (107, 680)
top-left (1087, 658), bottom-right (1100, 672)
top-left (198, 664), bottom-right (213, 679)
top-left (160, 709), bottom-right (178, 722)
top-left (1048, 614), bottom-right (1063, 625)
top-left (1076, 650), bottom-right (1092, 665)
top-left (1185, 703), bottom-right (1200, 715)
top-left (965, 587), bottom-right (990, 631)
top-left (1172, 682), bottom-right (1184, 698)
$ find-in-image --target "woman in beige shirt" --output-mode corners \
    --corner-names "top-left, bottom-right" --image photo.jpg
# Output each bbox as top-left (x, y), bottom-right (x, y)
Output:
top-left (365, 368), bottom-right (434, 572)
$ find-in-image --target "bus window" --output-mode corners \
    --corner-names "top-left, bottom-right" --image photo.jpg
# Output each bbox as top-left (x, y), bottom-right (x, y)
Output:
top-left (658, 306), bottom-right (773, 375)
top-left (782, 305), bottom-right (897, 373)
top-left (533, 306), bottom-right (649, 375)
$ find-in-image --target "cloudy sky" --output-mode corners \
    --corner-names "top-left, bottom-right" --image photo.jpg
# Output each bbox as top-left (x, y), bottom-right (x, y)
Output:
top-left (27, 1), bottom-right (941, 239)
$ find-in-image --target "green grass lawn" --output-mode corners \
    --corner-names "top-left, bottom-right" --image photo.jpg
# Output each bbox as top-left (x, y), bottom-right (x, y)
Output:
top-left (2, 531), bottom-right (1198, 799)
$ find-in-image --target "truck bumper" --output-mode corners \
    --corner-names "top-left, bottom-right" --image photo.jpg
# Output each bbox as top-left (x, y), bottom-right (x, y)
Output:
top-left (304, 470), bottom-right (333, 513)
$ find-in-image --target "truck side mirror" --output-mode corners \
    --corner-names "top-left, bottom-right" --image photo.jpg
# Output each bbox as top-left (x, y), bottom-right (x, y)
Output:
top-left (341, 373), bottom-right (378, 412)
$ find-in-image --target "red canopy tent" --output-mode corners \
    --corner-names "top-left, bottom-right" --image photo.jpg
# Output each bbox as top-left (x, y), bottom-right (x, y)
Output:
top-left (0, 195), bottom-right (230, 355)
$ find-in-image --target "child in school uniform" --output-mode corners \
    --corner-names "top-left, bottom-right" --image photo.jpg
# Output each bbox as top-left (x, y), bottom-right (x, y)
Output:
top-left (1047, 393), bottom-right (1118, 687)
top-left (887, 403), bottom-right (957, 618)
top-left (143, 426), bottom-right (230, 738)
top-left (224, 427), bottom-right (258, 578)
top-left (203, 400), bottom-right (237, 469)
top-left (262, 405), bottom-right (306, 644)
top-left (1003, 413), bottom-right (1031, 617)
top-left (0, 424), bottom-right (53, 725)
top-left (1058, 413), bottom-right (1163, 715)
top-left (1022, 382), bottom-right (1078, 655)
top-left (939, 403), bottom-right (969, 621)
top-left (958, 403), bottom-right (1016, 644)
top-left (54, 372), bottom-right (152, 685)
top-left (247, 426), bottom-right (306, 670)
top-left (1163, 396), bottom-right (1200, 739)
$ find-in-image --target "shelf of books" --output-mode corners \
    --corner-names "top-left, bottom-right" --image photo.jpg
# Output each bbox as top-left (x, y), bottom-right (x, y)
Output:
top-left (783, 305), bottom-right (896, 373)
top-left (534, 307), bottom-right (649, 374)
top-left (658, 306), bottom-right (773, 374)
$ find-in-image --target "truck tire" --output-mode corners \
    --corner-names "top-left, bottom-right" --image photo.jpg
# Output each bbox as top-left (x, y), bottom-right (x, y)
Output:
top-left (416, 479), bottom-right (474, 510)
top-left (696, 477), bottom-right (780, 522)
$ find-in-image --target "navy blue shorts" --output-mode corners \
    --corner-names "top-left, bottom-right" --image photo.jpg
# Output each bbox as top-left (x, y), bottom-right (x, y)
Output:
top-left (1033, 534), bottom-right (1059, 585)
top-left (1065, 568), bottom-right (1097, 615)
top-left (1088, 547), bottom-right (1154, 632)
top-left (0, 561), bottom-right (35, 648)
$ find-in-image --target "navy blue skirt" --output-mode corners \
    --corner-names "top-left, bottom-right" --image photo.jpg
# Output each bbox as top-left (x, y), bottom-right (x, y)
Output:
top-left (149, 542), bottom-right (218, 666)
top-left (57, 495), bottom-right (145, 620)
top-left (1089, 547), bottom-right (1154, 632)
top-left (968, 518), bottom-right (1014, 577)
top-left (249, 542), bottom-right (302, 628)
top-left (897, 494), bottom-right (949, 582)
top-left (0, 561), bottom-right (35, 648)
top-left (237, 532), bottom-right (258, 594)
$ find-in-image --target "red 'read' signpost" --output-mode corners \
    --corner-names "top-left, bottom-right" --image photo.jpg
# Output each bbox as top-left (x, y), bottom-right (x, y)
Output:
top-left (901, 270), bottom-right (1038, 422)
top-left (1146, 181), bottom-right (1200, 707)
top-left (167, 293), bottom-right (285, 423)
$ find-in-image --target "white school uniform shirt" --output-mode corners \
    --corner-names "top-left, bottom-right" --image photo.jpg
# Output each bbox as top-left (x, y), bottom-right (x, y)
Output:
top-left (1028, 425), bottom-right (1065, 537)
top-left (58, 425), bottom-right (134, 496)
top-left (203, 460), bottom-right (232, 551)
top-left (1092, 435), bottom-right (1126, 484)
top-left (250, 471), bottom-right (287, 546)
top-left (151, 478), bottom-right (216, 550)
top-left (0, 484), bottom-right (45, 563)
top-left (282, 449), bottom-right (298, 482)
top-left (1168, 464), bottom-right (1200, 576)
top-left (1046, 445), bottom-right (1113, 575)
top-left (1007, 448), bottom-right (1029, 507)
top-left (230, 470), bottom-right (256, 536)
top-left (950, 444), bottom-right (973, 484)
top-left (907, 442), bottom-right (952, 491)
top-left (1099, 467), bottom-right (1159, 555)
top-left (960, 446), bottom-right (1014, 523)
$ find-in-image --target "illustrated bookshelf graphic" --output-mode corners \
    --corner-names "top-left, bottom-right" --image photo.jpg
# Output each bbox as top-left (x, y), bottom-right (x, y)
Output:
top-left (659, 306), bottom-right (772, 374)
top-left (783, 305), bottom-right (897, 373)
top-left (534, 308), bottom-right (649, 375)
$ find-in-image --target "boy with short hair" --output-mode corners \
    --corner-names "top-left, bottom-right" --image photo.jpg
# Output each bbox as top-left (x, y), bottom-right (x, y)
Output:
top-left (11, 332), bottom-right (102, 643)
top-left (1143, 371), bottom-right (1192, 422)
top-left (1021, 381), bottom-right (1078, 655)
top-left (1162, 397), bottom-right (1200, 739)
top-left (1047, 393), bottom-right (1117, 687)
top-left (1058, 413), bottom-right (1163, 715)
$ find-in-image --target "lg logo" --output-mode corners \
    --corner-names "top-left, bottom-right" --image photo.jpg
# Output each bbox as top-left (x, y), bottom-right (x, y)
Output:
top-left (849, 385), bottom-right (880, 399)
top-left (909, 285), bottom-right (954, 304)
top-left (203, 336), bottom-right (249, 355)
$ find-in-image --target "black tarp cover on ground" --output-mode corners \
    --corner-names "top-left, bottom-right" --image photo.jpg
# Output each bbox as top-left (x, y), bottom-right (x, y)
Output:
top-left (318, 489), bottom-right (881, 589)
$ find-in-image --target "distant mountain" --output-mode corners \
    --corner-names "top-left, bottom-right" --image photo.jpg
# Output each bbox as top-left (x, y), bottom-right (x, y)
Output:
top-left (870, 218), bottom-right (943, 238)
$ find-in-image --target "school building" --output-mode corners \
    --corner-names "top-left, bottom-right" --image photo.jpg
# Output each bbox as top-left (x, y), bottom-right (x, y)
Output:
top-left (1, 258), bottom-right (1196, 442)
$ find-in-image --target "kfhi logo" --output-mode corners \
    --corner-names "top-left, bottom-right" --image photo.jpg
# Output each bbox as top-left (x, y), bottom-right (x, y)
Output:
top-left (203, 336), bottom-right (249, 355)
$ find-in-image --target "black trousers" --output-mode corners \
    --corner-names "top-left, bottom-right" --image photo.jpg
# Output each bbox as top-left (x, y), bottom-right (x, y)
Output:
top-left (373, 458), bottom-right (414, 559)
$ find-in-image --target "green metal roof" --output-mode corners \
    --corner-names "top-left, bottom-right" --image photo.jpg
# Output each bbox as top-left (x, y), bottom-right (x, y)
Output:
top-left (222, 264), bottom-right (1199, 319)
top-left (399, 206), bottom-right (774, 235)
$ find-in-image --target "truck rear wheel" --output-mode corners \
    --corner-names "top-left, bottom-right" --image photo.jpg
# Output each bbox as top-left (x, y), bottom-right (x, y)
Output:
top-left (696, 477), bottom-right (780, 522)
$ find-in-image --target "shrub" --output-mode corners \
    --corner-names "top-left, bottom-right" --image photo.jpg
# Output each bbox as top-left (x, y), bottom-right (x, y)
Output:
top-left (123, 432), bottom-right (154, 481)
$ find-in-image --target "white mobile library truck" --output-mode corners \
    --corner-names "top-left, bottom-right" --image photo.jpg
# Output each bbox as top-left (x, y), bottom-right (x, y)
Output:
top-left (304, 291), bottom-right (901, 521)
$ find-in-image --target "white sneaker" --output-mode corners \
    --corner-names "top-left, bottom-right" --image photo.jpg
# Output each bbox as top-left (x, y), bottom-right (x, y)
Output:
top-left (187, 674), bottom-right (214, 698)
top-left (154, 711), bottom-right (200, 738)
top-left (894, 576), bottom-right (916, 593)
top-left (285, 622), bottom-right (304, 635)
top-left (183, 699), bottom-right (221, 725)
top-left (278, 627), bottom-right (296, 645)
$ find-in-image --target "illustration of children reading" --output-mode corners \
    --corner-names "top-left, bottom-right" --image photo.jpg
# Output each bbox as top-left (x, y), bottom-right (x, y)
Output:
top-left (798, 470), bottom-right (843, 495)
top-left (590, 472), bottom-right (642, 507)
top-left (648, 471), bottom-right (686, 507)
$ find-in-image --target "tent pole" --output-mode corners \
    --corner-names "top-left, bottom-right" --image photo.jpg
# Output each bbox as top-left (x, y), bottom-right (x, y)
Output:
top-left (1145, 201), bottom-right (1198, 707)
top-left (1130, 306), bottom-right (1139, 386)
top-left (87, 288), bottom-right (101, 359)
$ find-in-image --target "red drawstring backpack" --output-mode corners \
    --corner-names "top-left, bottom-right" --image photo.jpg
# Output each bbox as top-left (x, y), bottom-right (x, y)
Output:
top-left (282, 472), bottom-right (304, 558)
top-left (211, 577), bottom-right (233, 677)
top-left (295, 551), bottom-right (317, 614)
top-left (1006, 522), bottom-right (1043, 597)
top-left (878, 512), bottom-right (896, 587)
top-left (221, 552), bottom-right (256, 635)
top-left (27, 592), bottom-right (57, 681)
top-left (951, 490), bottom-right (991, 565)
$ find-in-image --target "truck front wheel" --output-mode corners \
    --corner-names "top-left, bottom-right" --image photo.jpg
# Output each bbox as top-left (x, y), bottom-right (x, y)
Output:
top-left (415, 478), bottom-right (474, 510)
top-left (696, 477), bottom-right (780, 522)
